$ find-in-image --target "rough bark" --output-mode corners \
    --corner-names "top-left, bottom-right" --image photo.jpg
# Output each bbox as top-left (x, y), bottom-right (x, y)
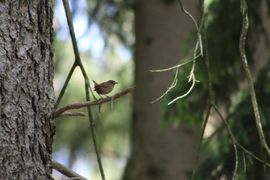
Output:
top-left (123, 0), bottom-right (200, 180)
top-left (0, 1), bottom-right (54, 179)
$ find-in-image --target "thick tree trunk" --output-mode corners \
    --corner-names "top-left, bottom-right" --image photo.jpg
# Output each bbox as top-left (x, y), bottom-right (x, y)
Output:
top-left (123, 0), bottom-right (200, 180)
top-left (0, 1), bottom-right (54, 179)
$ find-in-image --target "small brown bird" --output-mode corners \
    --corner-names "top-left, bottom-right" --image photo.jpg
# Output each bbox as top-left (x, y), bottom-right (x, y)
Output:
top-left (93, 80), bottom-right (118, 96)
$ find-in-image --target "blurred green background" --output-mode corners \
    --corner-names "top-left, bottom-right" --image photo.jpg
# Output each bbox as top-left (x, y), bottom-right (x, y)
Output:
top-left (52, 0), bottom-right (270, 179)
top-left (53, 0), bottom-right (133, 179)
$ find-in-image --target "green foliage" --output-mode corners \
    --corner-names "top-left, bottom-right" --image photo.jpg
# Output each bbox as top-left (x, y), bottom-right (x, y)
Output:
top-left (162, 54), bottom-right (207, 126)
top-left (163, 0), bottom-right (270, 179)
top-left (196, 61), bottom-right (270, 178)
top-left (163, 0), bottom-right (265, 122)
top-left (196, 0), bottom-right (270, 179)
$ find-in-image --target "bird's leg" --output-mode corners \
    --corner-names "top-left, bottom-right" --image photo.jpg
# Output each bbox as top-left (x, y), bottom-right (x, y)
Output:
top-left (110, 95), bottom-right (115, 110)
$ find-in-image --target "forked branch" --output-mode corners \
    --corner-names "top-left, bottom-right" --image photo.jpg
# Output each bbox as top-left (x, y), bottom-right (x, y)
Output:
top-left (150, 0), bottom-right (202, 104)
top-left (53, 87), bottom-right (134, 118)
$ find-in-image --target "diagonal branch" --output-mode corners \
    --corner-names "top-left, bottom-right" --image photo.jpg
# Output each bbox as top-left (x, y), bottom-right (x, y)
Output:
top-left (212, 105), bottom-right (239, 180)
top-left (61, 0), bottom-right (105, 179)
top-left (52, 160), bottom-right (87, 180)
top-left (53, 87), bottom-right (134, 118)
top-left (55, 63), bottom-right (77, 108)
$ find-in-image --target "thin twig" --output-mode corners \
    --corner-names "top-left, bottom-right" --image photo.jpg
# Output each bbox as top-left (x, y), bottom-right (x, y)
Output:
top-left (151, 69), bottom-right (179, 103)
top-left (62, 0), bottom-right (105, 179)
top-left (85, 83), bottom-right (104, 180)
top-left (203, 29), bottom-right (214, 102)
top-left (55, 63), bottom-right (77, 108)
top-left (177, 0), bottom-right (203, 56)
top-left (193, 104), bottom-right (270, 179)
top-left (150, 0), bottom-right (202, 104)
top-left (168, 0), bottom-right (204, 104)
top-left (191, 102), bottom-right (212, 180)
top-left (57, 111), bottom-right (86, 118)
top-left (232, 139), bottom-right (239, 180)
top-left (168, 70), bottom-right (197, 105)
top-left (53, 87), bottom-right (134, 118)
top-left (212, 105), bottom-right (239, 179)
top-left (149, 56), bottom-right (198, 72)
top-left (191, 5), bottom-right (209, 179)
top-left (177, 0), bottom-right (199, 32)
top-left (243, 152), bottom-right (246, 173)
top-left (52, 160), bottom-right (87, 180)
top-left (194, 19), bottom-right (213, 161)
top-left (213, 105), bottom-right (270, 175)
top-left (239, 0), bottom-right (270, 157)
top-left (236, 141), bottom-right (270, 167)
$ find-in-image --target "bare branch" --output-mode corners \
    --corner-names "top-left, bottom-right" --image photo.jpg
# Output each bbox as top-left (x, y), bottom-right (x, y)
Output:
top-left (62, 0), bottom-right (104, 178)
top-left (150, 0), bottom-right (202, 104)
top-left (168, 71), bottom-right (197, 105)
top-left (55, 63), bottom-right (77, 108)
top-left (212, 105), bottom-right (239, 179)
top-left (177, 0), bottom-right (203, 57)
top-left (151, 69), bottom-right (179, 103)
top-left (239, 0), bottom-right (270, 157)
top-left (236, 140), bottom-right (270, 167)
top-left (52, 160), bottom-right (87, 180)
top-left (53, 87), bottom-right (134, 118)
top-left (150, 56), bottom-right (198, 72)
top-left (57, 111), bottom-right (86, 118)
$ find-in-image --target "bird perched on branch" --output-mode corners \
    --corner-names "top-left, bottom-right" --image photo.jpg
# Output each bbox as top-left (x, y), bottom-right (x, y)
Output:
top-left (93, 80), bottom-right (118, 97)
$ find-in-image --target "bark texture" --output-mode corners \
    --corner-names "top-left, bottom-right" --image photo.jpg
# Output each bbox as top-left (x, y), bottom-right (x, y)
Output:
top-left (0, 1), bottom-right (54, 179)
top-left (123, 0), bottom-right (200, 180)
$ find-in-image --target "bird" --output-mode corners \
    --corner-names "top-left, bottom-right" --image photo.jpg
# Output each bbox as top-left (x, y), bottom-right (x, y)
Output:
top-left (93, 80), bottom-right (118, 97)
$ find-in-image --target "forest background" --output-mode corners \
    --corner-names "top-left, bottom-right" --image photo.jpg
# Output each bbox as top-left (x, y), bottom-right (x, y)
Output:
top-left (53, 0), bottom-right (270, 179)
top-left (1, 0), bottom-right (270, 180)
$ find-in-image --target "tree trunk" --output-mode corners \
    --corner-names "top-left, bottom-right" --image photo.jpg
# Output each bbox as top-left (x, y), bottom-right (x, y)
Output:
top-left (123, 0), bottom-right (200, 179)
top-left (0, 1), bottom-right (54, 179)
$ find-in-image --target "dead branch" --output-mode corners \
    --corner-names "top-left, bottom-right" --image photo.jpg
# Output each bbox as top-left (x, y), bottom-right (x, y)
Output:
top-left (53, 87), bottom-right (134, 119)
top-left (52, 160), bottom-right (87, 180)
